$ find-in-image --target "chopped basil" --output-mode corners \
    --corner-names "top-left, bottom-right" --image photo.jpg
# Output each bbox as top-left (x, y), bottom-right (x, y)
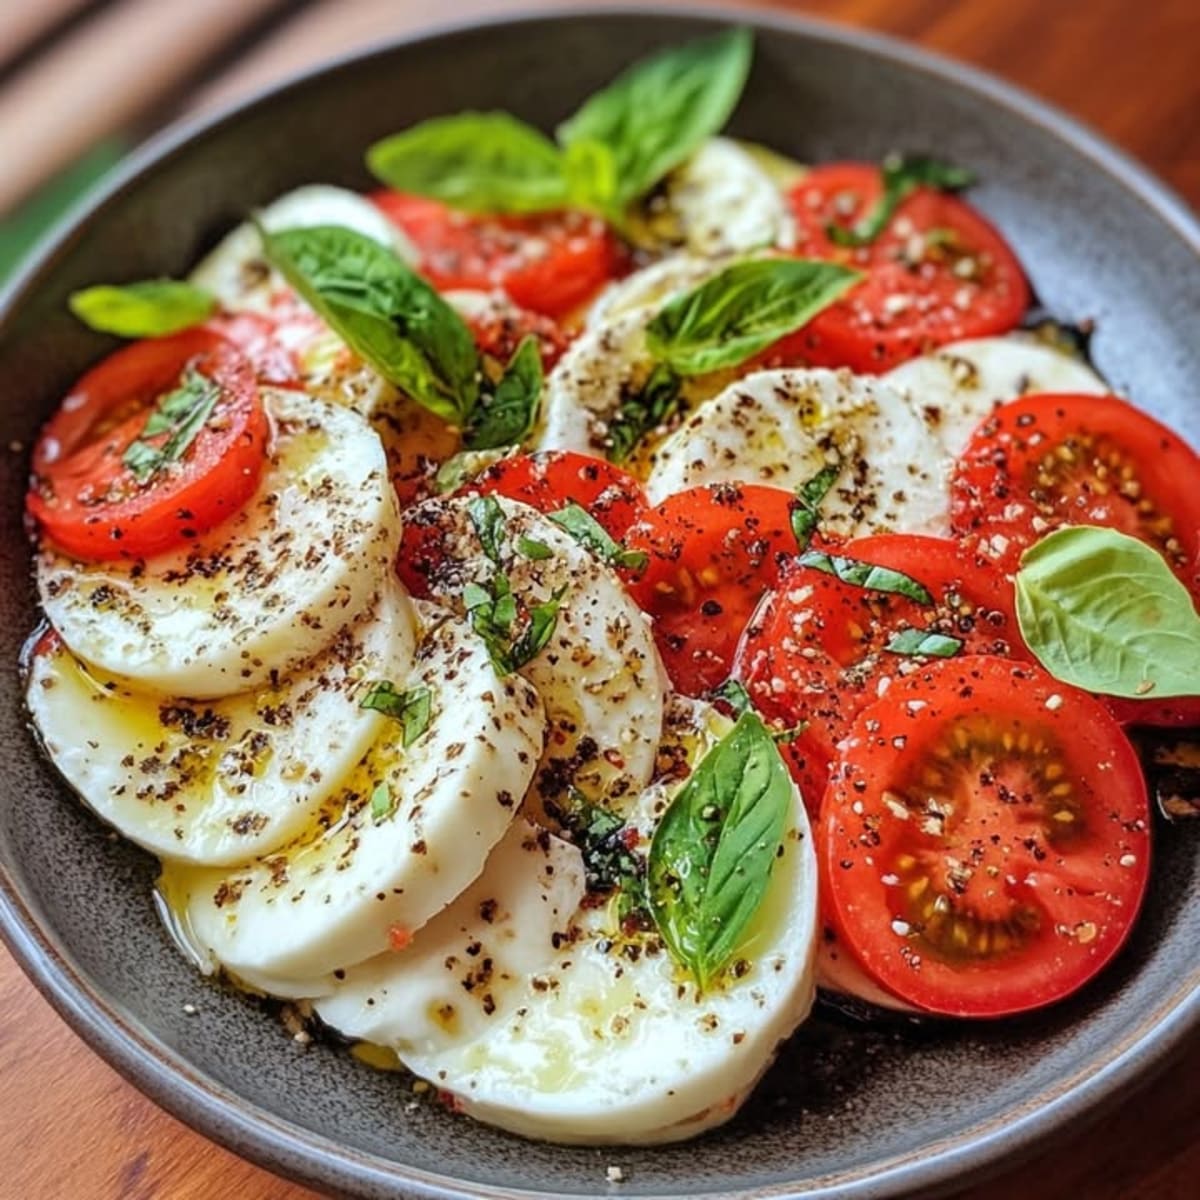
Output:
top-left (826, 154), bottom-right (975, 248)
top-left (516, 535), bottom-right (554, 561)
top-left (548, 501), bottom-right (648, 573)
top-left (710, 678), bottom-right (752, 715)
top-left (547, 792), bottom-right (647, 920)
top-left (370, 782), bottom-right (396, 822)
top-left (645, 258), bottom-right (860, 376)
top-left (467, 494), bottom-right (507, 564)
top-left (258, 223), bottom-right (478, 425)
top-left (466, 571), bottom-right (566, 676)
top-left (647, 711), bottom-right (792, 990)
top-left (121, 367), bottom-right (220, 484)
top-left (69, 279), bottom-right (215, 338)
top-left (790, 461), bottom-right (841, 553)
top-left (606, 362), bottom-right (682, 463)
top-left (509, 585), bottom-right (567, 670)
top-left (1015, 526), bottom-right (1200, 699)
top-left (797, 548), bottom-right (933, 605)
top-left (884, 628), bottom-right (963, 658)
top-left (360, 681), bottom-right (433, 747)
top-left (464, 335), bottom-right (543, 451)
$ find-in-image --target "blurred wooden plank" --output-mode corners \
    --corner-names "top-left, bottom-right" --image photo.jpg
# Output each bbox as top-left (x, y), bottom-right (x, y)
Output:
top-left (0, 0), bottom-right (284, 215)
top-left (0, 0), bottom-right (92, 66)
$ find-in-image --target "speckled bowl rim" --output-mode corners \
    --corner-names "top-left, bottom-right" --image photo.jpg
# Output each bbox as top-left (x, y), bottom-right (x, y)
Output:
top-left (1, 4), bottom-right (1197, 1198)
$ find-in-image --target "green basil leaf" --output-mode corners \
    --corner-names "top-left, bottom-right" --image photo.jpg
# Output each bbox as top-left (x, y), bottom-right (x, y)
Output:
top-left (562, 137), bottom-right (620, 219)
top-left (69, 279), bottom-right (215, 337)
top-left (884, 629), bottom-right (963, 658)
top-left (606, 361), bottom-right (682, 463)
top-left (798, 548), bottom-right (933, 605)
top-left (467, 494), bottom-right (507, 563)
top-left (121, 367), bottom-right (220, 483)
top-left (710, 677), bottom-right (752, 715)
top-left (645, 258), bottom-right (861, 376)
top-left (509, 584), bottom-right (567, 671)
top-left (1015, 525), bottom-right (1200, 699)
top-left (790, 461), bottom-right (841, 552)
top-left (826, 154), bottom-right (975, 248)
top-left (647, 710), bottom-right (792, 991)
top-left (370, 782), bottom-right (397, 822)
top-left (548, 501), bottom-right (648, 573)
top-left (360, 681), bottom-right (433, 747)
top-left (259, 223), bottom-right (478, 425)
top-left (366, 111), bottom-right (570, 215)
top-left (465, 335), bottom-right (543, 451)
top-left (517, 535), bottom-right (553, 561)
top-left (558, 27), bottom-right (753, 210)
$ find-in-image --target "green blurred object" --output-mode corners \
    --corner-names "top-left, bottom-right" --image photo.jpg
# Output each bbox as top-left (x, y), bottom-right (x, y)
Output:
top-left (0, 139), bottom-right (127, 284)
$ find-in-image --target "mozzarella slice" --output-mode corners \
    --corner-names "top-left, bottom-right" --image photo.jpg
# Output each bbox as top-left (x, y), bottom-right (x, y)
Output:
top-left (159, 610), bottom-right (545, 989)
top-left (403, 496), bottom-right (665, 820)
top-left (645, 367), bottom-right (951, 537)
top-left (26, 584), bottom-right (415, 866)
top-left (313, 819), bottom-right (585, 1049)
top-left (884, 335), bottom-right (1107, 459)
top-left (399, 698), bottom-right (819, 1145)
top-left (38, 388), bottom-right (402, 698)
top-left (189, 185), bottom-right (415, 315)
top-left (625, 137), bottom-right (795, 257)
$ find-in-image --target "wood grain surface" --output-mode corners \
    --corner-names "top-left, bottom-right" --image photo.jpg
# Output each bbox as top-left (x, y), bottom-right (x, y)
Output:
top-left (2, 1), bottom-right (1198, 1197)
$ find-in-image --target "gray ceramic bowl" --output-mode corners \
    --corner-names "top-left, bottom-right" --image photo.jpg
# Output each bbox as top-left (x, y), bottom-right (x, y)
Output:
top-left (1, 7), bottom-right (1197, 1199)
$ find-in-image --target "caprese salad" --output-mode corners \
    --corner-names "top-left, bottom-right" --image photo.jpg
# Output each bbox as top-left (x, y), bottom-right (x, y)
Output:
top-left (21, 28), bottom-right (1200, 1144)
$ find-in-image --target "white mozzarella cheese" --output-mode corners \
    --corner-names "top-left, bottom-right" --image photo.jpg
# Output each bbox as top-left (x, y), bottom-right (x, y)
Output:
top-left (25, 584), bottom-right (415, 866)
top-left (585, 256), bottom-right (724, 329)
top-left (38, 388), bottom-right (402, 699)
top-left (313, 819), bottom-right (585, 1049)
top-left (399, 698), bottom-right (819, 1145)
top-left (625, 137), bottom-right (795, 258)
top-left (159, 610), bottom-right (545, 989)
top-left (645, 367), bottom-right (951, 537)
top-left (884, 335), bottom-right (1107, 459)
top-left (402, 495), bottom-right (666, 819)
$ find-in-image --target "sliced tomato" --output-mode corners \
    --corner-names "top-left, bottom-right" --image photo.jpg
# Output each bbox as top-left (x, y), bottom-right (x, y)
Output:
top-left (821, 655), bottom-right (1150, 1017)
top-left (766, 163), bottom-right (1028, 373)
top-left (27, 330), bottom-right (268, 561)
top-left (950, 392), bottom-right (1200, 583)
top-left (734, 535), bottom-right (1026, 816)
top-left (204, 311), bottom-right (301, 386)
top-left (371, 191), bottom-right (624, 319)
top-left (464, 300), bottom-right (570, 372)
top-left (624, 483), bottom-right (805, 696)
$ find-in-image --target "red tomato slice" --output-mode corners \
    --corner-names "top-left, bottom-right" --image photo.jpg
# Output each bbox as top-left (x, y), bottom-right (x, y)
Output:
top-left (464, 300), bottom-right (570, 372)
top-left (204, 311), bottom-right (301, 386)
top-left (950, 392), bottom-right (1200, 584)
top-left (27, 330), bottom-right (268, 562)
top-left (821, 655), bottom-right (1150, 1017)
top-left (371, 191), bottom-right (624, 319)
top-left (624, 483), bottom-right (804, 696)
top-left (734, 535), bottom-right (1026, 815)
top-left (766, 163), bottom-right (1029, 373)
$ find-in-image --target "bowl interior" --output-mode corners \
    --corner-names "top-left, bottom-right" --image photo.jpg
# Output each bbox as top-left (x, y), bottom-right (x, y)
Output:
top-left (1, 10), bottom-right (1197, 1199)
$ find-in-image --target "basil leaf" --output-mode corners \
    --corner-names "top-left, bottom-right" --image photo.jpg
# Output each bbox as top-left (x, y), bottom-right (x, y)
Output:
top-left (360, 681), bottom-right (433, 747)
top-left (548, 501), bottom-right (648, 573)
top-left (884, 629), bottom-right (963, 658)
top-left (558, 27), bottom-right (753, 211)
top-left (69, 279), bottom-right (215, 337)
top-left (509, 584), bottom-right (568, 672)
top-left (647, 711), bottom-right (791, 991)
top-left (370, 782), bottom-right (397, 822)
top-left (467, 494), bottom-right (507, 563)
top-left (790, 461), bottom-right (840, 552)
top-left (259, 223), bottom-right (478, 425)
top-left (826, 154), bottom-right (975, 248)
top-left (563, 137), bottom-right (620, 218)
top-left (366, 111), bottom-right (570, 215)
top-left (1015, 526), bottom-right (1200, 699)
top-left (517, 535), bottom-right (553, 561)
top-left (798, 549), bottom-right (933, 605)
top-left (121, 367), bottom-right (220, 484)
top-left (711, 678), bottom-right (752, 716)
top-left (606, 361), bottom-right (682, 463)
top-left (465, 336), bottom-right (543, 451)
top-left (645, 258), bottom-right (861, 376)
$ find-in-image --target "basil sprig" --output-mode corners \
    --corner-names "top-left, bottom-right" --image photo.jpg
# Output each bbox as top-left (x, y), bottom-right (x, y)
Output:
top-left (259, 223), bottom-right (478, 425)
top-left (790, 461), bottom-right (841, 553)
top-left (122, 367), bottom-right (220, 483)
top-left (1015, 526), bottom-right (1200, 699)
top-left (645, 258), bottom-right (860, 376)
top-left (464, 336), bottom-right (543, 451)
top-left (826, 154), bottom-right (975, 248)
top-left (360, 681), bottom-right (433, 747)
top-left (548, 502), bottom-right (648, 573)
top-left (647, 711), bottom-right (792, 991)
top-left (70, 279), bottom-right (215, 338)
top-left (366, 28), bottom-right (753, 222)
top-left (797, 548), bottom-right (933, 605)
top-left (606, 362), bottom-right (682, 463)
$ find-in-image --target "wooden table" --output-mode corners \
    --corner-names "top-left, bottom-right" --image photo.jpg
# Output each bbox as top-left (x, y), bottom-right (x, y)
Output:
top-left (2, 1), bottom-right (1198, 1197)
